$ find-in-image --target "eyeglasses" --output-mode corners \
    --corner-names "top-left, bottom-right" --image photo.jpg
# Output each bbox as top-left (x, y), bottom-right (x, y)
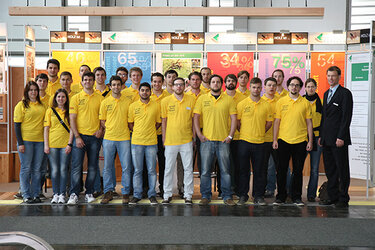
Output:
top-left (289, 84), bottom-right (301, 88)
top-left (174, 83), bottom-right (184, 87)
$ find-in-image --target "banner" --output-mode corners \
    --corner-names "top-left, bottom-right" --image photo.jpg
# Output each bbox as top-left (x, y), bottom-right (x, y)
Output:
top-left (310, 52), bottom-right (345, 98)
top-left (157, 53), bottom-right (202, 79)
top-left (52, 51), bottom-right (101, 85)
top-left (0, 45), bottom-right (5, 93)
top-left (258, 52), bottom-right (306, 93)
top-left (102, 32), bottom-right (154, 44)
top-left (205, 32), bottom-right (256, 45)
top-left (25, 45), bottom-right (35, 83)
top-left (346, 52), bottom-right (372, 180)
top-left (309, 32), bottom-right (346, 45)
top-left (207, 52), bottom-right (254, 87)
top-left (104, 51), bottom-right (152, 87)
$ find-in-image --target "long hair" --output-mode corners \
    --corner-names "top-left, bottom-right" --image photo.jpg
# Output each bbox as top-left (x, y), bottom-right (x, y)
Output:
top-left (22, 81), bottom-right (41, 109)
top-left (52, 88), bottom-right (70, 124)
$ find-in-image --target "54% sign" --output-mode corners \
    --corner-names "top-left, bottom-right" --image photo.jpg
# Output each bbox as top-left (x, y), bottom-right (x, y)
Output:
top-left (272, 54), bottom-right (305, 74)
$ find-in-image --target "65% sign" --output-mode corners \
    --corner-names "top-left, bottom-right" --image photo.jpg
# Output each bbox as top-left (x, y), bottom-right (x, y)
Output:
top-left (272, 54), bottom-right (305, 74)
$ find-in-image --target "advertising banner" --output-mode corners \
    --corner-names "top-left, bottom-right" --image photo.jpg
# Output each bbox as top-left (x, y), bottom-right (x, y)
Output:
top-left (310, 52), bottom-right (345, 98)
top-left (205, 32), bottom-right (256, 45)
top-left (102, 32), bottom-right (154, 44)
top-left (52, 51), bottom-right (101, 85)
top-left (104, 51), bottom-right (152, 87)
top-left (309, 32), bottom-right (346, 44)
top-left (25, 45), bottom-right (35, 83)
top-left (0, 45), bottom-right (5, 92)
top-left (157, 52), bottom-right (202, 79)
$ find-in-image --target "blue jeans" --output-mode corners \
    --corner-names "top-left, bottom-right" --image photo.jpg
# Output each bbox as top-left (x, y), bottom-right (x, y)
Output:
top-left (307, 137), bottom-right (323, 198)
top-left (103, 139), bottom-right (132, 194)
top-left (200, 141), bottom-right (232, 201)
top-left (18, 141), bottom-right (44, 199)
top-left (131, 144), bottom-right (157, 199)
top-left (48, 148), bottom-right (71, 195)
top-left (70, 135), bottom-right (101, 195)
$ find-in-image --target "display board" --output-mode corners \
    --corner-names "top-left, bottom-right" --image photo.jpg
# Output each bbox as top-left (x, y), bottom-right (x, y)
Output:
top-left (157, 52), bottom-right (202, 79)
top-left (0, 45), bottom-right (5, 92)
top-left (207, 52), bottom-right (254, 87)
top-left (25, 45), bottom-right (35, 82)
top-left (310, 52), bottom-right (346, 98)
top-left (52, 51), bottom-right (101, 85)
top-left (346, 52), bottom-right (371, 180)
top-left (104, 51), bottom-right (152, 87)
top-left (258, 52), bottom-right (307, 93)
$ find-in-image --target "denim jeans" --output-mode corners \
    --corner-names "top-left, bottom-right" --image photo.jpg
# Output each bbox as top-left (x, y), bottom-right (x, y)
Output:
top-left (70, 135), bottom-right (101, 195)
top-left (48, 148), bottom-right (71, 195)
top-left (200, 141), bottom-right (232, 201)
top-left (18, 141), bottom-right (44, 199)
top-left (103, 139), bottom-right (132, 195)
top-left (131, 144), bottom-right (157, 199)
top-left (307, 137), bottom-right (323, 198)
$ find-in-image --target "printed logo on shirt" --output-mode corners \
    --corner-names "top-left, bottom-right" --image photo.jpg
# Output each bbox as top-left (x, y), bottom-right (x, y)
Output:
top-left (79, 99), bottom-right (86, 106)
top-left (134, 107), bottom-right (141, 115)
top-left (244, 106), bottom-right (251, 113)
top-left (106, 104), bottom-right (113, 112)
top-left (281, 104), bottom-right (289, 112)
top-left (203, 101), bottom-right (211, 107)
top-left (168, 105), bottom-right (176, 112)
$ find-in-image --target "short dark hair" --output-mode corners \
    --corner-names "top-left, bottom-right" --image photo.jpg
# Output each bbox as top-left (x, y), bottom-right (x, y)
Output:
top-left (272, 69), bottom-right (284, 78)
top-left (305, 78), bottom-right (317, 87)
top-left (116, 66), bottom-right (128, 74)
top-left (188, 71), bottom-right (202, 80)
top-left (60, 71), bottom-right (72, 79)
top-left (47, 59), bottom-right (60, 70)
top-left (164, 69), bottom-right (178, 77)
top-left (139, 82), bottom-right (151, 91)
top-left (224, 74), bottom-right (237, 83)
top-left (237, 70), bottom-right (250, 78)
top-left (130, 67), bottom-right (143, 76)
top-left (151, 72), bottom-right (164, 82)
top-left (209, 74), bottom-right (223, 84)
top-left (93, 67), bottom-right (106, 76)
top-left (200, 67), bottom-right (211, 73)
top-left (250, 77), bottom-right (262, 85)
top-left (35, 73), bottom-right (48, 82)
top-left (80, 64), bottom-right (91, 72)
top-left (173, 77), bottom-right (185, 85)
top-left (287, 76), bottom-right (303, 88)
top-left (264, 77), bottom-right (277, 86)
top-left (82, 72), bottom-right (95, 81)
top-left (109, 75), bottom-right (122, 85)
top-left (327, 66), bottom-right (341, 76)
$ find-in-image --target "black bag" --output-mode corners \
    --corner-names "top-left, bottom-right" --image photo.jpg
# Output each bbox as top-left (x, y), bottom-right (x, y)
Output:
top-left (318, 181), bottom-right (329, 201)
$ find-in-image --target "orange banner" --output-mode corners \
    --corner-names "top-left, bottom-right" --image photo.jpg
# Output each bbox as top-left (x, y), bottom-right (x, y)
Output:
top-left (310, 52), bottom-right (345, 99)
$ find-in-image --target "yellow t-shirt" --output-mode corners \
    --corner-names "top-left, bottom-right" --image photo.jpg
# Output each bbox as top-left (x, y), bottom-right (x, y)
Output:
top-left (193, 93), bottom-right (237, 141)
top-left (99, 95), bottom-right (131, 141)
top-left (200, 84), bottom-right (211, 94)
top-left (46, 77), bottom-right (62, 97)
top-left (121, 86), bottom-right (140, 103)
top-left (275, 88), bottom-right (288, 98)
top-left (44, 107), bottom-right (70, 148)
top-left (307, 98), bottom-right (322, 137)
top-left (69, 91), bottom-right (103, 136)
top-left (161, 94), bottom-right (196, 146)
top-left (71, 83), bottom-right (83, 93)
top-left (14, 101), bottom-right (45, 142)
top-left (185, 89), bottom-right (204, 100)
top-left (224, 91), bottom-right (246, 140)
top-left (236, 88), bottom-right (250, 97)
top-left (94, 84), bottom-right (112, 98)
top-left (128, 100), bottom-right (161, 145)
top-left (261, 95), bottom-right (280, 142)
top-left (237, 97), bottom-right (273, 144)
top-left (40, 94), bottom-right (51, 108)
top-left (48, 90), bottom-right (78, 107)
top-left (150, 90), bottom-right (171, 136)
top-left (275, 95), bottom-right (312, 144)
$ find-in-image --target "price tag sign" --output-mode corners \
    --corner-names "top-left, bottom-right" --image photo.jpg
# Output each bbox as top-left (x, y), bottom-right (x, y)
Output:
top-left (310, 52), bottom-right (345, 98)
top-left (258, 52), bottom-right (307, 93)
top-left (104, 52), bottom-right (152, 87)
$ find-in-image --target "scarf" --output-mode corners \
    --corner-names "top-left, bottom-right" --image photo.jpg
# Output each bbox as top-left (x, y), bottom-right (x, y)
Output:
top-left (304, 92), bottom-right (322, 114)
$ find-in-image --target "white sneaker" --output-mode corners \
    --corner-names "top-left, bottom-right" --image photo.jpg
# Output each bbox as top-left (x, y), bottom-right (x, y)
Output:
top-left (58, 194), bottom-right (65, 204)
top-left (51, 194), bottom-right (59, 204)
top-left (67, 193), bottom-right (78, 205)
top-left (85, 194), bottom-right (95, 203)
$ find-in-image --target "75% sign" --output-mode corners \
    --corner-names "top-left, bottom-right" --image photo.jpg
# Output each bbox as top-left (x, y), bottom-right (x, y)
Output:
top-left (272, 54), bottom-right (305, 74)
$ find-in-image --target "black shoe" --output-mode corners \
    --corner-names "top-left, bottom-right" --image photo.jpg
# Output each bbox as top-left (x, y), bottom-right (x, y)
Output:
top-left (264, 190), bottom-right (274, 198)
top-left (273, 199), bottom-right (285, 206)
top-left (39, 193), bottom-right (47, 200)
top-left (149, 196), bottom-right (158, 205)
top-left (23, 198), bottom-right (34, 204)
top-left (293, 199), bottom-right (304, 206)
top-left (112, 191), bottom-right (119, 197)
top-left (237, 196), bottom-right (248, 206)
top-left (185, 198), bottom-right (193, 205)
top-left (93, 191), bottom-right (103, 198)
top-left (307, 197), bottom-right (316, 202)
top-left (254, 197), bottom-right (267, 206)
top-left (319, 199), bottom-right (336, 206)
top-left (129, 197), bottom-right (141, 205)
top-left (335, 201), bottom-right (349, 208)
top-left (14, 192), bottom-right (23, 199)
top-left (162, 197), bottom-right (172, 205)
top-left (33, 197), bottom-right (42, 203)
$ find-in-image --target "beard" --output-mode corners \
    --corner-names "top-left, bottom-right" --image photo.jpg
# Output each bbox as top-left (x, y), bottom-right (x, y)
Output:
top-left (226, 84), bottom-right (236, 90)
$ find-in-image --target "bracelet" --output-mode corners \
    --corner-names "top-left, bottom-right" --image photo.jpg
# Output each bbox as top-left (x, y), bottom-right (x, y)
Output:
top-left (67, 143), bottom-right (73, 147)
top-left (228, 135), bottom-right (233, 140)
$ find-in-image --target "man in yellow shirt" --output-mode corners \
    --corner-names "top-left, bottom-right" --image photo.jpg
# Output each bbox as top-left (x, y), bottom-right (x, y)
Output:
top-left (71, 64), bottom-right (91, 92)
top-left (164, 69), bottom-right (178, 94)
top-left (200, 67), bottom-right (211, 94)
top-left (161, 77), bottom-right (196, 205)
top-left (94, 67), bottom-right (111, 98)
top-left (237, 77), bottom-right (273, 205)
top-left (272, 69), bottom-right (288, 98)
top-left (49, 71), bottom-right (78, 106)
top-left (273, 76), bottom-right (313, 206)
top-left (122, 67), bottom-right (142, 103)
top-left (128, 83), bottom-right (161, 205)
top-left (116, 66), bottom-right (128, 89)
top-left (236, 70), bottom-right (251, 97)
top-left (67, 72), bottom-right (104, 205)
top-left (46, 59), bottom-right (62, 96)
top-left (99, 76), bottom-right (132, 204)
top-left (193, 74), bottom-right (237, 206)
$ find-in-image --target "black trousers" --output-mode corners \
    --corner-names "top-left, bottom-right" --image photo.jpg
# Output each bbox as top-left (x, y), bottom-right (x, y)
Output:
top-left (322, 145), bottom-right (350, 203)
top-left (157, 135), bottom-right (165, 193)
top-left (276, 139), bottom-right (307, 201)
top-left (230, 140), bottom-right (241, 195)
top-left (263, 142), bottom-right (279, 194)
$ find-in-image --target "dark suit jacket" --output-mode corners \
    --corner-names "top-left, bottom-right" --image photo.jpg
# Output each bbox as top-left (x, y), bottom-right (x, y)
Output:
top-left (320, 85), bottom-right (353, 146)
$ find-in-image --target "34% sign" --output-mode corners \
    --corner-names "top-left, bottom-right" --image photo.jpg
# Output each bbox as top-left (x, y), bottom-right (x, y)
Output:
top-left (272, 54), bottom-right (305, 74)
top-left (220, 53), bottom-right (253, 71)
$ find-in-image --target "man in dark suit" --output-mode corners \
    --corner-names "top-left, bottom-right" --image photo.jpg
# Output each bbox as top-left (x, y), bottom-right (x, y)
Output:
top-left (319, 66), bottom-right (353, 208)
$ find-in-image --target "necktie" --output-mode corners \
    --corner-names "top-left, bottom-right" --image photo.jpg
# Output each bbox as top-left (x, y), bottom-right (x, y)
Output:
top-left (327, 89), bottom-right (333, 104)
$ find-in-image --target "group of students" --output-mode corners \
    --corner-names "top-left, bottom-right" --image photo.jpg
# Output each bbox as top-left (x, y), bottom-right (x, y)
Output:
top-left (14, 58), bottom-right (352, 207)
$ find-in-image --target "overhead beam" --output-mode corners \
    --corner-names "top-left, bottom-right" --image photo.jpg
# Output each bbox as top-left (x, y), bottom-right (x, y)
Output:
top-left (9, 6), bottom-right (324, 17)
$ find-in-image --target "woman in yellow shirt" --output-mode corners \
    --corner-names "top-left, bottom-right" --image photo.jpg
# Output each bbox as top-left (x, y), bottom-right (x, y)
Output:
top-left (14, 81), bottom-right (46, 203)
top-left (44, 89), bottom-right (73, 204)
top-left (304, 78), bottom-right (323, 202)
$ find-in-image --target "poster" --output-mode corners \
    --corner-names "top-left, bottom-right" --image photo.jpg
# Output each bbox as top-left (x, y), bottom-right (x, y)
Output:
top-left (25, 45), bottom-right (35, 83)
top-left (258, 52), bottom-right (306, 93)
top-left (104, 51), bottom-right (152, 87)
top-left (346, 52), bottom-right (371, 180)
top-left (207, 52), bottom-right (254, 87)
top-left (158, 53), bottom-right (202, 79)
top-left (52, 51), bottom-right (101, 85)
top-left (310, 52), bottom-right (345, 98)
top-left (0, 45), bottom-right (5, 93)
